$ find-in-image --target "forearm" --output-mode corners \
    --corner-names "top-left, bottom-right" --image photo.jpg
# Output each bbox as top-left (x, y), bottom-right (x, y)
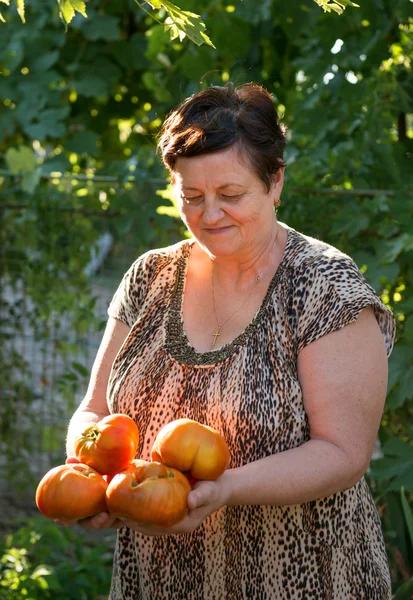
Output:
top-left (223, 438), bottom-right (365, 507)
top-left (65, 408), bottom-right (108, 457)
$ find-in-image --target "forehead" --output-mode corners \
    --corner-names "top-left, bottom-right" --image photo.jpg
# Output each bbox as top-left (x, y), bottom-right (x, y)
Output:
top-left (173, 146), bottom-right (259, 188)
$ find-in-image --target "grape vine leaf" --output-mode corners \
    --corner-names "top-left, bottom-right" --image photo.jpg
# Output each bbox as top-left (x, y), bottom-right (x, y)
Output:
top-left (0, 0), bottom-right (10, 23)
top-left (58, 0), bottom-right (87, 30)
top-left (314, 0), bottom-right (359, 15)
top-left (144, 0), bottom-right (215, 48)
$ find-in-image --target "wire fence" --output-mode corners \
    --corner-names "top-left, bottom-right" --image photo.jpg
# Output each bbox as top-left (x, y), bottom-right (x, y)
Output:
top-left (0, 215), bottom-right (132, 525)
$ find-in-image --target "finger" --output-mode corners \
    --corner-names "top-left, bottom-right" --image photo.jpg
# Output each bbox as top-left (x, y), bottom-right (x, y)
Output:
top-left (78, 512), bottom-right (110, 530)
top-left (54, 518), bottom-right (77, 527)
top-left (187, 487), bottom-right (210, 511)
top-left (65, 456), bottom-right (80, 464)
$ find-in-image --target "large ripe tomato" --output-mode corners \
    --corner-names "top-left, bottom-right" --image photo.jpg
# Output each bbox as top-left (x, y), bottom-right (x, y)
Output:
top-left (74, 414), bottom-right (139, 475)
top-left (36, 463), bottom-right (108, 520)
top-left (106, 459), bottom-right (191, 527)
top-left (151, 418), bottom-right (230, 481)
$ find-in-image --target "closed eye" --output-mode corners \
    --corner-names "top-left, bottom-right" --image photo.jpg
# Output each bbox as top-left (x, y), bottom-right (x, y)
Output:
top-left (221, 194), bottom-right (242, 200)
top-left (181, 195), bottom-right (203, 205)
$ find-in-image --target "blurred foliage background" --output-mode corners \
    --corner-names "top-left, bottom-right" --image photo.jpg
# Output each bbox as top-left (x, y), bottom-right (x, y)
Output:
top-left (0, 0), bottom-right (412, 597)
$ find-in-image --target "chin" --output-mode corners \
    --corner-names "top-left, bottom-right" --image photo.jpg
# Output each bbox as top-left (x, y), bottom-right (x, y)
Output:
top-left (199, 239), bottom-right (240, 258)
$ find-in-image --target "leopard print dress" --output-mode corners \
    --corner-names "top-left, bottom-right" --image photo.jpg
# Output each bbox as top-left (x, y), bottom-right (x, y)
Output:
top-left (106, 224), bottom-right (395, 600)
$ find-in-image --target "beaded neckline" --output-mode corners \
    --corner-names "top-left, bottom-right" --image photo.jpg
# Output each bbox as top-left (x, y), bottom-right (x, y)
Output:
top-left (164, 228), bottom-right (293, 367)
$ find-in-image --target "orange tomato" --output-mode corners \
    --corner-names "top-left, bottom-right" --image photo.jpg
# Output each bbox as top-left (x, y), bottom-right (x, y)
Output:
top-left (151, 418), bottom-right (230, 480)
top-left (106, 459), bottom-right (191, 527)
top-left (35, 463), bottom-right (108, 520)
top-left (74, 414), bottom-right (139, 475)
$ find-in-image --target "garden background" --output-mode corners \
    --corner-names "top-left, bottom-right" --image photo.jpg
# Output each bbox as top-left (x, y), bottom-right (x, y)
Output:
top-left (0, 0), bottom-right (412, 598)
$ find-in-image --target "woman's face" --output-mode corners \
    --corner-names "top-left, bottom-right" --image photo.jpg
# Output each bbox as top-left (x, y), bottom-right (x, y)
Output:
top-left (173, 146), bottom-right (284, 259)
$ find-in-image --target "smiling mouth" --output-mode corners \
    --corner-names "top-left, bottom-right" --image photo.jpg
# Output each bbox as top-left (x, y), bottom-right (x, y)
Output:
top-left (205, 226), bottom-right (232, 232)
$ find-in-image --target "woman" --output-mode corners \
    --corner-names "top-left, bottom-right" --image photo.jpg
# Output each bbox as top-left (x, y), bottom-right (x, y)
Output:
top-left (65, 83), bottom-right (396, 599)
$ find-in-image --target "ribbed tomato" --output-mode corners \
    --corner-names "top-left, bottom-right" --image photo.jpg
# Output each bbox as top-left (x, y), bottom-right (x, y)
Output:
top-left (74, 414), bottom-right (139, 475)
top-left (151, 418), bottom-right (230, 481)
top-left (35, 463), bottom-right (108, 520)
top-left (106, 459), bottom-right (191, 527)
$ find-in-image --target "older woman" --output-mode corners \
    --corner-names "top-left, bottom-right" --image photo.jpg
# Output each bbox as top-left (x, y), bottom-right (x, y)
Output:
top-left (66, 83), bottom-right (395, 599)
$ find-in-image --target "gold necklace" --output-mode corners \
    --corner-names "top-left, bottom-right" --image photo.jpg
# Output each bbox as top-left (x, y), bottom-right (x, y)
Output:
top-left (211, 272), bottom-right (260, 348)
top-left (210, 232), bottom-right (279, 349)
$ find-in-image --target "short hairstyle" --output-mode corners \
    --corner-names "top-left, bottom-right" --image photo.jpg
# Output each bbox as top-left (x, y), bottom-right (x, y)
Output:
top-left (157, 83), bottom-right (287, 192)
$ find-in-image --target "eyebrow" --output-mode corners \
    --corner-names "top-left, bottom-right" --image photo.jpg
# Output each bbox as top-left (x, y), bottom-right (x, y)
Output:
top-left (182, 183), bottom-right (244, 190)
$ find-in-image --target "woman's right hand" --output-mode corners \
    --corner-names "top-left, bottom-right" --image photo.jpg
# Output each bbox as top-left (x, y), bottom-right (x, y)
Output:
top-left (54, 511), bottom-right (126, 530)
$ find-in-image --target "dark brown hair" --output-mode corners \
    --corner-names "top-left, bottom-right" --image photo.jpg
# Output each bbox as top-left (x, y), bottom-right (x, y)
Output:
top-left (157, 83), bottom-right (287, 192)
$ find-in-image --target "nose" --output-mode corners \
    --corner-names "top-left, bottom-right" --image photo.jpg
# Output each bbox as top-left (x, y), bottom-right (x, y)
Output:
top-left (202, 197), bottom-right (223, 225)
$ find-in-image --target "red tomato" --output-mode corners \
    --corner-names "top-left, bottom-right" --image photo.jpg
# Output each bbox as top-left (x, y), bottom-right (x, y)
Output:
top-left (35, 463), bottom-right (108, 520)
top-left (151, 418), bottom-right (230, 481)
top-left (106, 459), bottom-right (191, 527)
top-left (74, 414), bottom-right (139, 475)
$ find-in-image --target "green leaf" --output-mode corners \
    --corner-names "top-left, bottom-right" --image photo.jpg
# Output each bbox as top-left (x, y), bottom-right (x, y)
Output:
top-left (1, 38), bottom-right (24, 70)
top-left (22, 167), bottom-right (42, 194)
top-left (381, 234), bottom-right (413, 264)
top-left (145, 0), bottom-right (215, 48)
top-left (394, 578), bottom-right (413, 600)
top-left (79, 14), bottom-right (121, 41)
top-left (23, 107), bottom-right (70, 140)
top-left (31, 51), bottom-right (60, 72)
top-left (0, 0), bottom-right (9, 22)
top-left (71, 361), bottom-right (89, 377)
top-left (387, 369), bottom-right (413, 409)
top-left (400, 487), bottom-right (413, 551)
top-left (370, 437), bottom-right (413, 491)
top-left (14, 0), bottom-right (24, 22)
top-left (314, 0), bottom-right (359, 14)
top-left (41, 155), bottom-right (71, 175)
top-left (111, 34), bottom-right (149, 70)
top-left (387, 345), bottom-right (413, 409)
top-left (5, 145), bottom-right (37, 175)
top-left (71, 75), bottom-right (109, 97)
top-left (65, 130), bottom-right (100, 155)
top-left (58, 0), bottom-right (87, 29)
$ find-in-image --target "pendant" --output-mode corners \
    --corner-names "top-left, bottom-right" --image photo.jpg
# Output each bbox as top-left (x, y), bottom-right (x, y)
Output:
top-left (212, 327), bottom-right (221, 348)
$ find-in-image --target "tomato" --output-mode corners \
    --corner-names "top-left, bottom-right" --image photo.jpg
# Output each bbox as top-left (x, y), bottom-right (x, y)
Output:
top-left (74, 414), bottom-right (139, 475)
top-left (151, 418), bottom-right (230, 481)
top-left (106, 459), bottom-right (191, 527)
top-left (35, 463), bottom-right (108, 520)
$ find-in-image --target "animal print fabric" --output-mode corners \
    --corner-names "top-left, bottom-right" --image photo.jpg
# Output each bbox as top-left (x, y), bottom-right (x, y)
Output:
top-left (106, 224), bottom-right (395, 600)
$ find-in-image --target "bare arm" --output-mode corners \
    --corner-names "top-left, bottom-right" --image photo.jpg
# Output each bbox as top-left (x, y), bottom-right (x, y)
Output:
top-left (65, 316), bottom-right (131, 457)
top-left (221, 307), bottom-right (388, 506)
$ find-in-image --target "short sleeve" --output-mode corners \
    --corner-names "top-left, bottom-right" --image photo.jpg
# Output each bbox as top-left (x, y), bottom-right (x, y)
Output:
top-left (107, 252), bottom-right (152, 328)
top-left (296, 253), bottom-right (396, 357)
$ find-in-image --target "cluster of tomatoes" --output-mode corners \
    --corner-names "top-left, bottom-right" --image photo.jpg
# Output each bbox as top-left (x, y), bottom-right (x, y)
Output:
top-left (35, 415), bottom-right (230, 528)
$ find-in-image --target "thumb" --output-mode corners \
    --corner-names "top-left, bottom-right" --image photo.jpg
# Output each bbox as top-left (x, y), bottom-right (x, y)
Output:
top-left (66, 456), bottom-right (80, 464)
top-left (187, 489), bottom-right (203, 511)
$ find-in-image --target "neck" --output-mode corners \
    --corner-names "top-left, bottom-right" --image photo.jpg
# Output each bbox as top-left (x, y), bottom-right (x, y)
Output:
top-left (210, 222), bottom-right (281, 289)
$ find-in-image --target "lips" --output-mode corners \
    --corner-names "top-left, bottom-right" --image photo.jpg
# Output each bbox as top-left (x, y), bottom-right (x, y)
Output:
top-left (205, 226), bottom-right (232, 232)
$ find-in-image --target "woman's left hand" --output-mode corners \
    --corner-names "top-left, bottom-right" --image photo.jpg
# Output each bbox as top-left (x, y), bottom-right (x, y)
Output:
top-left (121, 476), bottom-right (230, 536)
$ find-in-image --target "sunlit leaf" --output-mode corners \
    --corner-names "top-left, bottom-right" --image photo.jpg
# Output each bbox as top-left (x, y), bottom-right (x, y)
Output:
top-left (314, 0), bottom-right (359, 15)
top-left (58, 0), bottom-right (87, 29)
top-left (14, 0), bottom-right (24, 23)
top-left (5, 145), bottom-right (37, 174)
top-left (0, 0), bottom-right (9, 21)
top-left (144, 0), bottom-right (215, 48)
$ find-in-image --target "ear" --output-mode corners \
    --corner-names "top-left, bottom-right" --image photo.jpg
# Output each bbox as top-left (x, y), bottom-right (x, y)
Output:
top-left (270, 167), bottom-right (285, 198)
